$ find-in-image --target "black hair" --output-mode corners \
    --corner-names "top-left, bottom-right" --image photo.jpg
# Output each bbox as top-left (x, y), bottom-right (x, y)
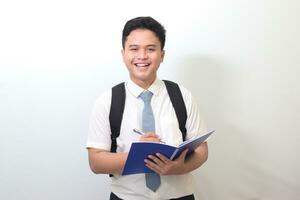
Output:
top-left (122, 16), bottom-right (166, 50)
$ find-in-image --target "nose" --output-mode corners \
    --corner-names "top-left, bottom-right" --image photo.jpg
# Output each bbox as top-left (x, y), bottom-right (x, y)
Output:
top-left (137, 49), bottom-right (148, 59)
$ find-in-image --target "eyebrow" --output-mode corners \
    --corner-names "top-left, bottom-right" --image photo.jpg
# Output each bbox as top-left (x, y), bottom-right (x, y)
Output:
top-left (128, 44), bottom-right (157, 48)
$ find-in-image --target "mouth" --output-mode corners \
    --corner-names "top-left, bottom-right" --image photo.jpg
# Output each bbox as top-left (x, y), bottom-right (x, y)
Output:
top-left (134, 63), bottom-right (150, 67)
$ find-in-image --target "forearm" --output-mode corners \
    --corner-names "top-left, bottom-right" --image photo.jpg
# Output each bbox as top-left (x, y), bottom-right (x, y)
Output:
top-left (88, 148), bottom-right (128, 175)
top-left (182, 142), bottom-right (208, 173)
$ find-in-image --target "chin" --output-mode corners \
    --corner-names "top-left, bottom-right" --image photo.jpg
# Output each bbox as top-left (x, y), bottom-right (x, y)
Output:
top-left (132, 75), bottom-right (152, 83)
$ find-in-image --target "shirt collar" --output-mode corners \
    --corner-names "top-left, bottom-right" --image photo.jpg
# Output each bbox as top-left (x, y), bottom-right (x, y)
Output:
top-left (126, 78), bottom-right (164, 98)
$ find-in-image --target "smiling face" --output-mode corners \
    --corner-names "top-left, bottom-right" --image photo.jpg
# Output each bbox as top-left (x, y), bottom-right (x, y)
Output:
top-left (122, 29), bottom-right (165, 89)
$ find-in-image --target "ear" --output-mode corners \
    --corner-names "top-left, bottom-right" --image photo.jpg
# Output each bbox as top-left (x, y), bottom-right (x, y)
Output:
top-left (161, 50), bottom-right (165, 62)
top-left (121, 49), bottom-right (125, 62)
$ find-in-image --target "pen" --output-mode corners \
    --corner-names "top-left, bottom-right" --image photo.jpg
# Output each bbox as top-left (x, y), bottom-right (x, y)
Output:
top-left (133, 128), bottom-right (165, 144)
top-left (133, 128), bottom-right (145, 135)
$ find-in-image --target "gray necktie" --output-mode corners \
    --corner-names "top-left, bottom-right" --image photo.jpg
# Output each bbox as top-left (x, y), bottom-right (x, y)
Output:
top-left (140, 91), bottom-right (161, 192)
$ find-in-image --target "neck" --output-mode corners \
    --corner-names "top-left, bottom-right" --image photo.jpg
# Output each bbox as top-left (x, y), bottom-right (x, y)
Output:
top-left (131, 77), bottom-right (156, 90)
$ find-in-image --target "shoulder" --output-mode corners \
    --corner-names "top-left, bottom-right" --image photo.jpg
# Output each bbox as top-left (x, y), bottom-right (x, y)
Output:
top-left (163, 80), bottom-right (193, 101)
top-left (177, 84), bottom-right (194, 112)
top-left (178, 84), bottom-right (192, 100)
top-left (93, 82), bottom-right (127, 109)
top-left (164, 81), bottom-right (196, 114)
top-left (93, 88), bottom-right (112, 113)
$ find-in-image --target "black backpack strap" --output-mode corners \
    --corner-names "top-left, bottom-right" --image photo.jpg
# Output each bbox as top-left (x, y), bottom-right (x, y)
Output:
top-left (109, 82), bottom-right (126, 153)
top-left (163, 80), bottom-right (187, 141)
top-left (109, 82), bottom-right (125, 177)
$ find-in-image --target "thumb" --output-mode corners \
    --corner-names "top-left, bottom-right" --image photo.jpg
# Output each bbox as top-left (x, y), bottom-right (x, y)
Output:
top-left (179, 149), bottom-right (189, 160)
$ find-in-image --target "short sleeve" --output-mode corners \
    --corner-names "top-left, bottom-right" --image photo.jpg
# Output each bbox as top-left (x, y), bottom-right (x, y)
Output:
top-left (86, 90), bottom-right (112, 150)
top-left (179, 85), bottom-right (208, 140)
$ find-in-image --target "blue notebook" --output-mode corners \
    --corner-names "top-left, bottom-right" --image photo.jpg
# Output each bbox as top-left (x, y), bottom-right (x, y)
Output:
top-left (122, 129), bottom-right (215, 175)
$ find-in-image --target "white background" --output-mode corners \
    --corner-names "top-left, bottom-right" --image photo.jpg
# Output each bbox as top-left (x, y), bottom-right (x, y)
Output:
top-left (0, 0), bottom-right (299, 199)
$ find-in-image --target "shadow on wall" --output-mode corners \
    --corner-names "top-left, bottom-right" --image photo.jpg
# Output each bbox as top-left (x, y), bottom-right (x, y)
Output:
top-left (173, 55), bottom-right (299, 199)
top-left (175, 54), bottom-right (229, 127)
top-left (175, 55), bottom-right (229, 199)
top-left (195, 124), bottom-right (299, 199)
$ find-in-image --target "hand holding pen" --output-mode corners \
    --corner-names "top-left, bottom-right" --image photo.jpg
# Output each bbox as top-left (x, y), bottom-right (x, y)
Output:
top-left (133, 129), bottom-right (165, 143)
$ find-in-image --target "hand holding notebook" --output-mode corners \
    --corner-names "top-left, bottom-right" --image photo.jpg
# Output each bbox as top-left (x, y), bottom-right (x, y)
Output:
top-left (122, 129), bottom-right (215, 175)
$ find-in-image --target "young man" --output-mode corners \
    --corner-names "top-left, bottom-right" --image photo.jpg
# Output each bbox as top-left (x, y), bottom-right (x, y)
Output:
top-left (87, 16), bottom-right (208, 200)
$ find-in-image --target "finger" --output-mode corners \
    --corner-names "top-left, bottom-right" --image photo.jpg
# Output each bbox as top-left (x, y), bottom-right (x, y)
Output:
top-left (148, 155), bottom-right (164, 166)
top-left (144, 137), bottom-right (161, 143)
top-left (144, 159), bottom-right (162, 174)
top-left (145, 163), bottom-right (160, 174)
top-left (144, 133), bottom-right (159, 138)
top-left (140, 134), bottom-right (160, 142)
top-left (156, 153), bottom-right (170, 164)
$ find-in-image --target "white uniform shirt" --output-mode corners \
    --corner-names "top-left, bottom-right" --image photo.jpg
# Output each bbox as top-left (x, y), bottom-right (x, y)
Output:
top-left (87, 78), bottom-right (207, 200)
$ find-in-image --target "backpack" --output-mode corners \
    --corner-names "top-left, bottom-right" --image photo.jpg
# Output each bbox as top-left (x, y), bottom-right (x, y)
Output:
top-left (109, 80), bottom-right (187, 154)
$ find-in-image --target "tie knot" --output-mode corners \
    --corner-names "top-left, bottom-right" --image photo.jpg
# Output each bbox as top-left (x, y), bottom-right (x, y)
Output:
top-left (140, 91), bottom-right (153, 103)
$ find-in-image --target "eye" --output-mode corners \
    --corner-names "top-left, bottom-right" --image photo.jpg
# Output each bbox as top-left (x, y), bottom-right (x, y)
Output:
top-left (130, 48), bottom-right (138, 51)
top-left (147, 48), bottom-right (155, 52)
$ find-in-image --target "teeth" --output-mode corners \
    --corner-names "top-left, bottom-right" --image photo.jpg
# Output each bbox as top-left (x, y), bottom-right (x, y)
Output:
top-left (135, 63), bottom-right (149, 67)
